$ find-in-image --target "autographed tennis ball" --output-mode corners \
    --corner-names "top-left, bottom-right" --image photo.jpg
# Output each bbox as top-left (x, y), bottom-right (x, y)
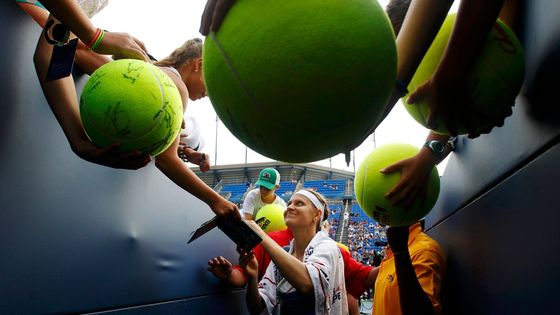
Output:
top-left (80, 59), bottom-right (183, 156)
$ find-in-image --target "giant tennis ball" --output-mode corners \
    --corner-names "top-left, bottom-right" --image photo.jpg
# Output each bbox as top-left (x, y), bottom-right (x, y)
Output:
top-left (255, 204), bottom-right (287, 233)
top-left (203, 0), bottom-right (396, 163)
top-left (403, 14), bottom-right (525, 135)
top-left (80, 59), bottom-right (183, 156)
top-left (354, 144), bottom-right (440, 226)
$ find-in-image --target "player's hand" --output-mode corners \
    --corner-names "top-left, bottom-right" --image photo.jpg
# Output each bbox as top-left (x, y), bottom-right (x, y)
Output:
top-left (381, 150), bottom-right (437, 209)
top-left (93, 31), bottom-right (150, 62)
top-left (207, 256), bottom-right (233, 280)
top-left (238, 247), bottom-right (258, 279)
top-left (386, 225), bottom-right (410, 253)
top-left (210, 198), bottom-right (241, 221)
top-left (200, 0), bottom-right (237, 35)
top-left (74, 140), bottom-right (151, 170)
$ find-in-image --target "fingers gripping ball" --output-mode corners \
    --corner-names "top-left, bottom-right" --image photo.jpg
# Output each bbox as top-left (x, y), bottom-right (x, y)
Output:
top-left (80, 59), bottom-right (183, 156)
top-left (255, 204), bottom-right (287, 233)
top-left (203, 0), bottom-right (397, 163)
top-left (404, 14), bottom-right (525, 135)
top-left (354, 144), bottom-right (440, 227)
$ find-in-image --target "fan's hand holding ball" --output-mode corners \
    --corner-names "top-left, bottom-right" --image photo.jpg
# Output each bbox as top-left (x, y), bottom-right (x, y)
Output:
top-left (404, 14), bottom-right (525, 137)
top-left (74, 140), bottom-right (151, 170)
top-left (354, 144), bottom-right (440, 227)
top-left (381, 149), bottom-right (440, 209)
top-left (80, 59), bottom-right (184, 157)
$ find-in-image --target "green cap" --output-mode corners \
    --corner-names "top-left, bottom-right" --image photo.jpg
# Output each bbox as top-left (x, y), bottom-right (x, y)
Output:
top-left (256, 168), bottom-right (280, 190)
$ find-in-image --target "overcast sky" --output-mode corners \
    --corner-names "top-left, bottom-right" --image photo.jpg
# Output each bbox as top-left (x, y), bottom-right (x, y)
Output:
top-left (91, 0), bottom-right (457, 175)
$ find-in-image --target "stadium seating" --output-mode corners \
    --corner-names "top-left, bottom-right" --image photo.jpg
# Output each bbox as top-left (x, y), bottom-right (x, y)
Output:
top-left (221, 183), bottom-right (250, 203)
top-left (303, 179), bottom-right (346, 199)
top-left (275, 181), bottom-right (297, 201)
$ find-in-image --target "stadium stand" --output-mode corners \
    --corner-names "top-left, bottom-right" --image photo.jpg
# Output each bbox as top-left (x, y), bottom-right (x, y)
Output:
top-left (303, 179), bottom-right (346, 199)
top-left (220, 183), bottom-right (250, 204)
top-left (275, 181), bottom-right (297, 201)
top-left (347, 203), bottom-right (387, 266)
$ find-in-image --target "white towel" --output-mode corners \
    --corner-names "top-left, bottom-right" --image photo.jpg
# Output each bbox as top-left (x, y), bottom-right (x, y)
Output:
top-left (258, 231), bottom-right (348, 315)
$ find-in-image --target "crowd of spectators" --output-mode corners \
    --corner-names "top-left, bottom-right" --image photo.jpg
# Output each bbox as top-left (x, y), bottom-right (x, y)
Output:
top-left (347, 218), bottom-right (387, 268)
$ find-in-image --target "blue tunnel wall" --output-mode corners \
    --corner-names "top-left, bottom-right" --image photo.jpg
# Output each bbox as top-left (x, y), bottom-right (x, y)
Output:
top-left (0, 1), bottom-right (249, 314)
top-left (1, 0), bottom-right (560, 314)
top-left (424, 1), bottom-right (560, 314)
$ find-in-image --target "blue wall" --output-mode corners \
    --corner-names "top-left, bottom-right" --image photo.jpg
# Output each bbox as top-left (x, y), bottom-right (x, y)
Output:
top-left (0, 2), bottom-right (248, 314)
top-left (424, 1), bottom-right (560, 314)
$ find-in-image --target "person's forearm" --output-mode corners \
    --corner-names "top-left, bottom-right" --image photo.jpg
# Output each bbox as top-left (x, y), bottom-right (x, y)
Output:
top-left (39, 0), bottom-right (98, 44)
top-left (35, 74), bottom-right (90, 150)
top-left (422, 131), bottom-right (452, 164)
top-left (365, 266), bottom-right (380, 290)
top-left (155, 148), bottom-right (222, 206)
top-left (380, 0), bottom-right (453, 121)
top-left (75, 42), bottom-right (111, 75)
top-left (246, 276), bottom-right (264, 315)
top-left (260, 236), bottom-right (314, 294)
top-left (426, 132), bottom-right (450, 143)
top-left (17, 2), bottom-right (49, 26)
top-left (347, 293), bottom-right (360, 315)
top-left (393, 252), bottom-right (435, 315)
top-left (433, 0), bottom-right (505, 82)
top-left (33, 21), bottom-right (90, 151)
top-left (396, 0), bottom-right (453, 84)
top-left (229, 268), bottom-right (248, 287)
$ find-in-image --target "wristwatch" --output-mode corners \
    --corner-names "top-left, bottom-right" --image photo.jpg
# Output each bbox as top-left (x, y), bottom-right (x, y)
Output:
top-left (423, 140), bottom-right (445, 159)
top-left (447, 136), bottom-right (458, 151)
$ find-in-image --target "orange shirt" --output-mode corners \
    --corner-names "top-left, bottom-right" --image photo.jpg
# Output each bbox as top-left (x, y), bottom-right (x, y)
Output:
top-left (372, 223), bottom-right (445, 315)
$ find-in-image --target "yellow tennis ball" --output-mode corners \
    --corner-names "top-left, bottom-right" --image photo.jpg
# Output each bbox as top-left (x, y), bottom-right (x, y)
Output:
top-left (80, 59), bottom-right (183, 156)
top-left (203, 0), bottom-right (396, 162)
top-left (255, 204), bottom-right (287, 233)
top-left (403, 14), bottom-right (525, 135)
top-left (354, 143), bottom-right (440, 226)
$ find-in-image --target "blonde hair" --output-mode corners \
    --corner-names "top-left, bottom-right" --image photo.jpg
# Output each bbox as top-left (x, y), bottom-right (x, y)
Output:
top-left (154, 38), bottom-right (203, 69)
top-left (298, 188), bottom-right (330, 232)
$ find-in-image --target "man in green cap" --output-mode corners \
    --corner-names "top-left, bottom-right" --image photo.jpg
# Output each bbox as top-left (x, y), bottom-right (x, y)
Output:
top-left (242, 168), bottom-right (287, 221)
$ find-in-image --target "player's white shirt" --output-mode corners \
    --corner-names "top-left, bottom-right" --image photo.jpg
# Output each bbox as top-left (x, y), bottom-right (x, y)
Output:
top-left (242, 189), bottom-right (287, 217)
top-left (258, 231), bottom-right (348, 315)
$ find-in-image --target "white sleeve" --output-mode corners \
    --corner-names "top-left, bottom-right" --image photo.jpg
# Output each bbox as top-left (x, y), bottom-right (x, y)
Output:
top-left (242, 190), bottom-right (256, 216)
top-left (274, 196), bottom-right (287, 208)
top-left (304, 241), bottom-right (339, 314)
top-left (258, 262), bottom-right (278, 315)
